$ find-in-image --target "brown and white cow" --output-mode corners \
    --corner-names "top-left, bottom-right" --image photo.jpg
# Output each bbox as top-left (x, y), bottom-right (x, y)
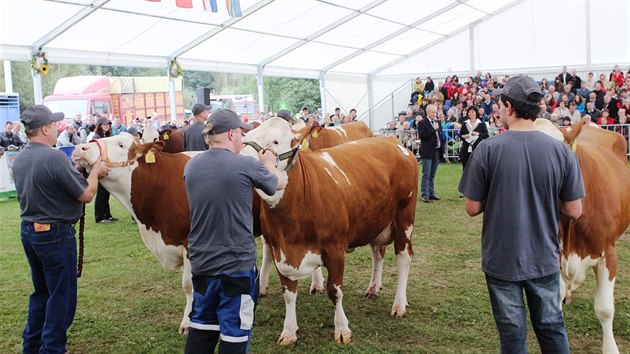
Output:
top-left (259, 121), bottom-right (374, 296)
top-left (536, 119), bottom-right (630, 353)
top-left (141, 123), bottom-right (186, 153)
top-left (72, 133), bottom-right (196, 334)
top-left (241, 118), bottom-right (418, 344)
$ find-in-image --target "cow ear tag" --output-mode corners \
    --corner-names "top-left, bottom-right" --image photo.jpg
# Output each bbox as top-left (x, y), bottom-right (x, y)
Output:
top-left (300, 139), bottom-right (309, 150)
top-left (312, 130), bottom-right (319, 138)
top-left (145, 151), bottom-right (156, 164)
top-left (162, 132), bottom-right (169, 140)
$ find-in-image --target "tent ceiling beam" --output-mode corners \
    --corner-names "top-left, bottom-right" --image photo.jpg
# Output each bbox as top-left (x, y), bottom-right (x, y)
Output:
top-left (321, 1), bottom-right (461, 72)
top-left (370, 0), bottom-right (525, 76)
top-left (167, 0), bottom-right (273, 61)
top-left (258, 0), bottom-right (386, 68)
top-left (32, 0), bottom-right (110, 51)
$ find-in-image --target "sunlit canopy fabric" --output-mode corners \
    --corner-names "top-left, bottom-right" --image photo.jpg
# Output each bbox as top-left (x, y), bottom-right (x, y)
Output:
top-left (1, 0), bottom-right (629, 127)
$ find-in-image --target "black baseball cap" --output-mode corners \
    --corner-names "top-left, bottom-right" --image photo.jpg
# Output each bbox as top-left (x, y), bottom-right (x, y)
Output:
top-left (491, 76), bottom-right (542, 105)
top-left (21, 105), bottom-right (64, 130)
top-left (276, 109), bottom-right (294, 122)
top-left (192, 103), bottom-right (210, 116)
top-left (205, 109), bottom-right (253, 135)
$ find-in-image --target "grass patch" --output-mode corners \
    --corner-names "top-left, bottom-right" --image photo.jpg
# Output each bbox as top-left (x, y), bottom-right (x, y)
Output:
top-left (1, 163), bottom-right (628, 353)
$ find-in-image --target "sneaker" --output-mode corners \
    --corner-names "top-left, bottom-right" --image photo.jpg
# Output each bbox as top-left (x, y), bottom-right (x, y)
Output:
top-left (96, 219), bottom-right (113, 224)
top-left (430, 195), bottom-right (441, 201)
top-left (107, 216), bottom-right (119, 222)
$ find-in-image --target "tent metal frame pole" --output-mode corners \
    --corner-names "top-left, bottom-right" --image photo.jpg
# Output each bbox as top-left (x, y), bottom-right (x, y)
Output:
top-left (367, 73), bottom-right (374, 129)
top-left (32, 71), bottom-right (42, 105)
top-left (585, 0), bottom-right (592, 69)
top-left (3, 61), bottom-right (13, 93)
top-left (257, 66), bottom-right (265, 116)
top-left (167, 63), bottom-right (177, 122)
top-left (319, 71), bottom-right (327, 116)
top-left (469, 23), bottom-right (475, 73)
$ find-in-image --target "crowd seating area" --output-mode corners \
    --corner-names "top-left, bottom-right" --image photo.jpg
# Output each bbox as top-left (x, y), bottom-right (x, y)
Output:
top-left (380, 65), bottom-right (630, 161)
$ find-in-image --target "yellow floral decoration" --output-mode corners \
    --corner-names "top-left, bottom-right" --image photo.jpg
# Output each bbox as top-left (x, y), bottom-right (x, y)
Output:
top-left (31, 51), bottom-right (49, 75)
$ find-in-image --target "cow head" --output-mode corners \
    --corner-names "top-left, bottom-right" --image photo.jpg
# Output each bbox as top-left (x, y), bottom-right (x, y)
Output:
top-left (534, 118), bottom-right (586, 148)
top-left (141, 123), bottom-right (160, 143)
top-left (72, 133), bottom-right (165, 172)
top-left (241, 118), bottom-right (303, 172)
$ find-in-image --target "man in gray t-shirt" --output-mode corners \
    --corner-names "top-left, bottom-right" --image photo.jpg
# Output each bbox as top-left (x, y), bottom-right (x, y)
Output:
top-left (13, 105), bottom-right (106, 354)
top-left (458, 76), bottom-right (584, 354)
top-left (184, 109), bottom-right (285, 354)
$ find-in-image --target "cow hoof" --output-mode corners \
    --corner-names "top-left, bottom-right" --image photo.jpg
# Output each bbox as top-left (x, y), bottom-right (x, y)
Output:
top-left (391, 304), bottom-right (407, 317)
top-left (365, 285), bottom-right (379, 299)
top-left (334, 330), bottom-right (352, 344)
top-left (309, 285), bottom-right (325, 295)
top-left (277, 335), bottom-right (297, 345)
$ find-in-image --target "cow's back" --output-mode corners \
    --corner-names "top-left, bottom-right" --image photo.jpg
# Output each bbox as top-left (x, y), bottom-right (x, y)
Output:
top-left (308, 122), bottom-right (373, 151)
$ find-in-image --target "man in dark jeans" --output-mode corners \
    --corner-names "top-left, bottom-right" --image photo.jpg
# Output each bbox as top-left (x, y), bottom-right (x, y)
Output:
top-left (459, 76), bottom-right (584, 353)
top-left (13, 105), bottom-right (106, 354)
top-left (416, 104), bottom-right (442, 203)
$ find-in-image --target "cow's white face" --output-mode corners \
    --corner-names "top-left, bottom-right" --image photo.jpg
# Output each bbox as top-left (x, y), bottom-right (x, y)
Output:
top-left (72, 133), bottom-right (138, 170)
top-left (241, 118), bottom-right (298, 171)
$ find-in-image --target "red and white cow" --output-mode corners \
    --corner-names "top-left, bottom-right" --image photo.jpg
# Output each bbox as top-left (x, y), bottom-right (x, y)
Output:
top-left (73, 133), bottom-right (196, 334)
top-left (536, 119), bottom-right (630, 353)
top-left (259, 121), bottom-right (374, 296)
top-left (241, 118), bottom-right (418, 344)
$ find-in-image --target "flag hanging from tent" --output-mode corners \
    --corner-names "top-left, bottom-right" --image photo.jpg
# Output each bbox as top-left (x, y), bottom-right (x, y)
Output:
top-left (145, 0), bottom-right (240, 17)
top-left (226, 0), bottom-right (242, 17)
top-left (202, 0), bottom-right (218, 12)
top-left (175, 0), bottom-right (193, 8)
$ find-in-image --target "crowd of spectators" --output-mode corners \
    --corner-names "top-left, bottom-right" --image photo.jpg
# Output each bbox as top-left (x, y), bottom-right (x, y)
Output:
top-left (389, 65), bottom-right (630, 159)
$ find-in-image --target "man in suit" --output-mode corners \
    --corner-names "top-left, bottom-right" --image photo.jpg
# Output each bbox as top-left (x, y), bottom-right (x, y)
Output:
top-left (417, 104), bottom-right (442, 203)
top-left (558, 66), bottom-right (573, 87)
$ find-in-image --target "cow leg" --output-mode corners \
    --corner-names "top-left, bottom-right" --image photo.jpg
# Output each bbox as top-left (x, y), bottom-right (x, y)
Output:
top-left (260, 236), bottom-right (273, 297)
top-left (325, 254), bottom-right (351, 344)
top-left (277, 273), bottom-right (299, 345)
top-left (309, 267), bottom-right (325, 295)
top-left (594, 248), bottom-right (619, 354)
top-left (391, 224), bottom-right (414, 317)
top-left (180, 255), bottom-right (193, 335)
top-left (366, 245), bottom-right (386, 299)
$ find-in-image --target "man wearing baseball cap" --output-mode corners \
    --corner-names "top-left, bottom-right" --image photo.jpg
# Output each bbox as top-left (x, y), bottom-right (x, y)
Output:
top-left (184, 109), bottom-right (285, 353)
top-left (184, 103), bottom-right (210, 151)
top-left (12, 105), bottom-right (108, 353)
top-left (459, 76), bottom-right (584, 353)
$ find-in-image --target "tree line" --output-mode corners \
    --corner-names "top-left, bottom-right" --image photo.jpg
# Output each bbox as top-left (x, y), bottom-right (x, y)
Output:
top-left (0, 62), bottom-right (320, 116)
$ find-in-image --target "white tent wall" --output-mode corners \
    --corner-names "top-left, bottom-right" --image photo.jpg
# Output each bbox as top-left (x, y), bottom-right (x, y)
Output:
top-left (322, 74), bottom-right (369, 121)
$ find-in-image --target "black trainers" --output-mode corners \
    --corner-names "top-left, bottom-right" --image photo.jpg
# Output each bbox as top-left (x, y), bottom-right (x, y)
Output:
top-left (107, 217), bottom-right (119, 222)
top-left (430, 195), bottom-right (441, 201)
top-left (96, 219), bottom-right (113, 224)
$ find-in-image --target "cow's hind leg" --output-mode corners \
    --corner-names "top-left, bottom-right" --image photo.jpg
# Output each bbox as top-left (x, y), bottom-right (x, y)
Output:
top-left (391, 223), bottom-right (414, 317)
top-left (594, 246), bottom-right (619, 354)
top-left (277, 273), bottom-right (299, 345)
top-left (325, 252), bottom-right (351, 344)
top-left (366, 245), bottom-right (386, 299)
top-left (179, 255), bottom-right (193, 335)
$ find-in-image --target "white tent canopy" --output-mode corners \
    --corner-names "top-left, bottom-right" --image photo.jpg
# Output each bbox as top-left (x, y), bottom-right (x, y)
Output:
top-left (1, 0), bottom-right (629, 128)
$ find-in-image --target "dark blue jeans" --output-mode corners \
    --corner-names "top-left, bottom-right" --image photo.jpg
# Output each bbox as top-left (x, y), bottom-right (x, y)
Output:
top-left (21, 221), bottom-right (78, 354)
top-left (421, 151), bottom-right (440, 199)
top-left (485, 272), bottom-right (569, 354)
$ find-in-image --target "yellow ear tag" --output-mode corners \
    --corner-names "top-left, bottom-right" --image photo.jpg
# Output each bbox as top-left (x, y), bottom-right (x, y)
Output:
top-left (300, 139), bottom-right (309, 150)
top-left (312, 130), bottom-right (319, 138)
top-left (162, 132), bottom-right (169, 140)
top-left (145, 151), bottom-right (156, 164)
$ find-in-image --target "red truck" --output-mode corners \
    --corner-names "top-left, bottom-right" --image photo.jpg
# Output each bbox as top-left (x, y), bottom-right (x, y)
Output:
top-left (43, 76), bottom-right (185, 129)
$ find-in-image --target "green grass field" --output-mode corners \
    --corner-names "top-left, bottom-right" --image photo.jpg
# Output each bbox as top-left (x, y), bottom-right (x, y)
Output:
top-left (1, 163), bottom-right (629, 353)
